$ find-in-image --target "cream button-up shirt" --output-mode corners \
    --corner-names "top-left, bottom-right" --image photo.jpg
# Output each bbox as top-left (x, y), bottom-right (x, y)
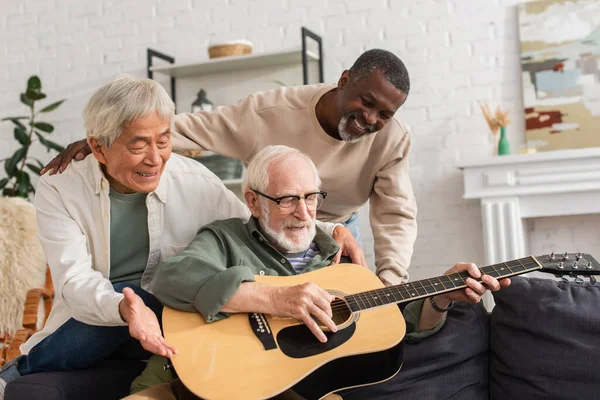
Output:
top-left (22, 153), bottom-right (252, 354)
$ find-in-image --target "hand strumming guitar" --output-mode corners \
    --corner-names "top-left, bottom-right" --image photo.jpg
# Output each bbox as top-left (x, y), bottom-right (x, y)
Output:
top-left (220, 281), bottom-right (337, 344)
top-left (41, 138), bottom-right (90, 175)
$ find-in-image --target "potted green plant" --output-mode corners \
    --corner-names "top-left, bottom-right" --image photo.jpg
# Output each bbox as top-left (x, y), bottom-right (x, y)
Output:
top-left (1, 76), bottom-right (65, 198)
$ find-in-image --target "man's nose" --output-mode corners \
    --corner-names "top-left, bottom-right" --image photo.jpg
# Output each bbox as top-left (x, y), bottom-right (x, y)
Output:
top-left (145, 145), bottom-right (161, 165)
top-left (293, 198), bottom-right (311, 220)
top-left (363, 110), bottom-right (377, 126)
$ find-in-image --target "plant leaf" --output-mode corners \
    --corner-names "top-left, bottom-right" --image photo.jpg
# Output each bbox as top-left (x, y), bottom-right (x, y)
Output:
top-left (16, 170), bottom-right (31, 197)
top-left (35, 132), bottom-right (65, 152)
top-left (34, 122), bottom-right (54, 133)
top-left (39, 99), bottom-right (66, 113)
top-left (5, 147), bottom-right (27, 176)
top-left (26, 163), bottom-right (42, 175)
top-left (0, 178), bottom-right (8, 190)
top-left (26, 89), bottom-right (47, 101)
top-left (14, 127), bottom-right (30, 145)
top-left (20, 93), bottom-right (33, 107)
top-left (27, 76), bottom-right (41, 91)
top-left (1, 117), bottom-right (29, 130)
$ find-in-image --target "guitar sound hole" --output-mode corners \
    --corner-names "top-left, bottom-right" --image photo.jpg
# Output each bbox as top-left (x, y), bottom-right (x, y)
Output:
top-left (314, 297), bottom-right (352, 331)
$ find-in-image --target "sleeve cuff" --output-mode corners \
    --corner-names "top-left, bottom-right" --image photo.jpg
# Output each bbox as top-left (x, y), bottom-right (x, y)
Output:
top-left (110, 292), bottom-right (127, 326)
top-left (194, 266), bottom-right (256, 323)
top-left (379, 269), bottom-right (406, 286)
top-left (403, 299), bottom-right (447, 343)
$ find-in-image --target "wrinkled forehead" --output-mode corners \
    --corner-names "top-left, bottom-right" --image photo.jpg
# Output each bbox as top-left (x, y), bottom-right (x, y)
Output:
top-left (119, 112), bottom-right (171, 138)
top-left (267, 156), bottom-right (319, 195)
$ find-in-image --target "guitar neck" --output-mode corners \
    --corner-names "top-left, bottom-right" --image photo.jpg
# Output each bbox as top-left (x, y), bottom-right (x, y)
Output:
top-left (344, 256), bottom-right (542, 312)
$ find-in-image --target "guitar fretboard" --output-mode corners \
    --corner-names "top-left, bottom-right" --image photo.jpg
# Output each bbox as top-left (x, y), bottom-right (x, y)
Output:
top-left (344, 256), bottom-right (541, 312)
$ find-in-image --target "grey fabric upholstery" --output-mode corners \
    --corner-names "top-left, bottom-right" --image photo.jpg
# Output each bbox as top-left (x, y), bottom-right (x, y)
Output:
top-left (5, 360), bottom-right (145, 400)
top-left (342, 302), bottom-right (490, 400)
top-left (490, 277), bottom-right (600, 400)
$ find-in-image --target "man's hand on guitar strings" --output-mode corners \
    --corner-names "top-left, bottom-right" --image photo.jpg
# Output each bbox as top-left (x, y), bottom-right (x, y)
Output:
top-left (436, 262), bottom-right (511, 305)
top-left (270, 282), bottom-right (337, 343)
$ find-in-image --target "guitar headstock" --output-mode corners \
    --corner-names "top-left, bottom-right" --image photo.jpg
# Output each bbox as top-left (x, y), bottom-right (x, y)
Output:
top-left (536, 252), bottom-right (600, 276)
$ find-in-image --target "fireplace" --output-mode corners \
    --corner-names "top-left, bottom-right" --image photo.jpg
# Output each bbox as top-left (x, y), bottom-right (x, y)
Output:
top-left (457, 147), bottom-right (600, 307)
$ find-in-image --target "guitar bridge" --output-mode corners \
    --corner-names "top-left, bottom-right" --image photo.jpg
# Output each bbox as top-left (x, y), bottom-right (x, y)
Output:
top-left (249, 313), bottom-right (277, 351)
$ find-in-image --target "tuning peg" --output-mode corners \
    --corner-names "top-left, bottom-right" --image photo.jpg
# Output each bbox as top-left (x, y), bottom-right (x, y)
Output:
top-left (549, 252), bottom-right (556, 260)
top-left (563, 252), bottom-right (569, 260)
top-left (558, 262), bottom-right (564, 269)
top-left (591, 275), bottom-right (597, 284)
top-left (576, 252), bottom-right (582, 261)
top-left (572, 261), bottom-right (578, 269)
top-left (586, 261), bottom-right (593, 269)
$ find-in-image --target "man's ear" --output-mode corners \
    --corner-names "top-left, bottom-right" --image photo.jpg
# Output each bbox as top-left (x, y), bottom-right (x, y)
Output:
top-left (337, 70), bottom-right (351, 89)
top-left (88, 137), bottom-right (108, 165)
top-left (244, 190), bottom-right (262, 218)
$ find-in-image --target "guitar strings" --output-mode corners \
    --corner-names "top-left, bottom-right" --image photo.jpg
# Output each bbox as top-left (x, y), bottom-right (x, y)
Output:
top-left (324, 259), bottom-right (539, 314)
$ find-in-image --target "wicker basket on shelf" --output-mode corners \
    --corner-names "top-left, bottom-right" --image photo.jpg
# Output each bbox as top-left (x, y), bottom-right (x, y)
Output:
top-left (208, 40), bottom-right (253, 59)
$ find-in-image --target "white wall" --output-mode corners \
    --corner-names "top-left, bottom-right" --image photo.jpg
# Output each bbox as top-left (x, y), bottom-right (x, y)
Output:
top-left (2, 0), bottom-right (599, 280)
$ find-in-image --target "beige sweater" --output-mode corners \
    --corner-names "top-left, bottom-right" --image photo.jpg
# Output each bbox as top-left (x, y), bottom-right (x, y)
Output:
top-left (173, 83), bottom-right (417, 283)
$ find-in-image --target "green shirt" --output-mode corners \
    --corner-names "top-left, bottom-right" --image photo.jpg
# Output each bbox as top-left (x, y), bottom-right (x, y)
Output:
top-left (109, 188), bottom-right (149, 287)
top-left (152, 217), bottom-right (340, 322)
top-left (139, 217), bottom-right (445, 394)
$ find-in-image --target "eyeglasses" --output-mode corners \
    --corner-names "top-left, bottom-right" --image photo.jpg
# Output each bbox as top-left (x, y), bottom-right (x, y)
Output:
top-left (252, 189), bottom-right (327, 214)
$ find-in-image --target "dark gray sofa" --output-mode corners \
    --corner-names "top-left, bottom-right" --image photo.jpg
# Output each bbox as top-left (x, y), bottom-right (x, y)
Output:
top-left (6, 277), bottom-right (599, 400)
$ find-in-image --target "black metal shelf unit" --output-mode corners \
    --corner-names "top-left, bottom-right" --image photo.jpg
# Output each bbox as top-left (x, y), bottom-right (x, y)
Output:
top-left (146, 27), bottom-right (323, 109)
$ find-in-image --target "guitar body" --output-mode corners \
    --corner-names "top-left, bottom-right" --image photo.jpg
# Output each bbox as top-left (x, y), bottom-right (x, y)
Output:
top-left (163, 264), bottom-right (406, 400)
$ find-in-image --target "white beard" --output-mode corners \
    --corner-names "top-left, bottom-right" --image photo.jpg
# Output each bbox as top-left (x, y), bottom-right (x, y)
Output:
top-left (338, 114), bottom-right (363, 143)
top-left (258, 206), bottom-right (316, 253)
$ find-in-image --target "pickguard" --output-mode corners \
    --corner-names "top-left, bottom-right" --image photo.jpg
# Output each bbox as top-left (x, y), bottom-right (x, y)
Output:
top-left (277, 322), bottom-right (356, 358)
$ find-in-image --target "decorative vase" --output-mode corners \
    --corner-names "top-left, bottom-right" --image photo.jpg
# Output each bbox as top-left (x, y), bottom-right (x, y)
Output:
top-left (497, 126), bottom-right (510, 156)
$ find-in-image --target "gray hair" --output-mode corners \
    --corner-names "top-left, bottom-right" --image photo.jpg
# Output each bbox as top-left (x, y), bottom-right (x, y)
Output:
top-left (243, 145), bottom-right (321, 193)
top-left (83, 74), bottom-right (175, 147)
top-left (349, 49), bottom-right (410, 95)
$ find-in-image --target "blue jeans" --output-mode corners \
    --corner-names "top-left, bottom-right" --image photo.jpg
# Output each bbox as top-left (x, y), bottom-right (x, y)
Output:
top-left (343, 212), bottom-right (362, 246)
top-left (15, 282), bottom-right (163, 375)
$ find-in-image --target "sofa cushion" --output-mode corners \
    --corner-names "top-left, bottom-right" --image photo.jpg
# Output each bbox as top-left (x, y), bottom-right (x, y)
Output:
top-left (5, 360), bottom-right (145, 400)
top-left (342, 302), bottom-right (490, 400)
top-left (490, 276), bottom-right (600, 400)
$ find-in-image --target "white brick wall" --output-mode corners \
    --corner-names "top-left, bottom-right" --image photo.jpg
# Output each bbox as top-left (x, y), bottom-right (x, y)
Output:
top-left (2, 0), bottom-right (598, 280)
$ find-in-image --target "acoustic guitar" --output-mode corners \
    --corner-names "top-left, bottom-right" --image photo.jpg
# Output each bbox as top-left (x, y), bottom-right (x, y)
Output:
top-left (163, 253), bottom-right (599, 400)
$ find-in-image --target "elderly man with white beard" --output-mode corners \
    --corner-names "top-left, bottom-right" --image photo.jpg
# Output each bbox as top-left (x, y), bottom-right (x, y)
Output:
top-left (131, 145), bottom-right (508, 400)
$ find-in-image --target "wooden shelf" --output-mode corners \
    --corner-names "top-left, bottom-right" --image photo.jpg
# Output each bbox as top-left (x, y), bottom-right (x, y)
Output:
top-left (150, 49), bottom-right (319, 78)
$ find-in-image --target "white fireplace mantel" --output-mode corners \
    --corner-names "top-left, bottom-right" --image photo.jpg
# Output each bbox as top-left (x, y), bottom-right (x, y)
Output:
top-left (457, 147), bottom-right (600, 266)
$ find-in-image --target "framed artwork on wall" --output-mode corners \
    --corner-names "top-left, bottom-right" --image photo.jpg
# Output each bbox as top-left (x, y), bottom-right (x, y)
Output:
top-left (518, 0), bottom-right (600, 152)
